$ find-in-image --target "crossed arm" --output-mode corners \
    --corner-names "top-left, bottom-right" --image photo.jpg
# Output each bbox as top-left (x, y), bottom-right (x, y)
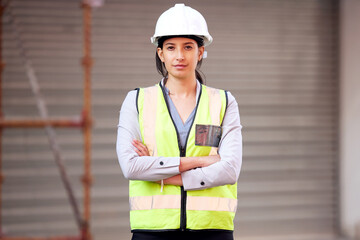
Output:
top-left (117, 90), bottom-right (242, 191)
top-left (132, 139), bottom-right (220, 186)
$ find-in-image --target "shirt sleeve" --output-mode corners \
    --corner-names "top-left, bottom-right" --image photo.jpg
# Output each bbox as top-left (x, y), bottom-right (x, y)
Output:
top-left (181, 91), bottom-right (243, 190)
top-left (116, 90), bottom-right (181, 181)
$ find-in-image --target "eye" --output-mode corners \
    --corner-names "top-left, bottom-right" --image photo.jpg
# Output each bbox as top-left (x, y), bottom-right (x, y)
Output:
top-left (167, 46), bottom-right (175, 51)
top-left (184, 45), bottom-right (193, 50)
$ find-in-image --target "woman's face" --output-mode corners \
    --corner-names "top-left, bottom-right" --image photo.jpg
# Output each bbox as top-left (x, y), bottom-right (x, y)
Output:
top-left (157, 37), bottom-right (204, 81)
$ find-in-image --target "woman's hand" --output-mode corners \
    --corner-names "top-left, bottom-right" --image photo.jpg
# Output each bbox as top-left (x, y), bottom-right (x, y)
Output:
top-left (132, 140), bottom-right (183, 186)
top-left (179, 154), bottom-right (220, 172)
top-left (200, 154), bottom-right (221, 167)
top-left (132, 139), bottom-right (150, 156)
top-left (163, 174), bottom-right (182, 186)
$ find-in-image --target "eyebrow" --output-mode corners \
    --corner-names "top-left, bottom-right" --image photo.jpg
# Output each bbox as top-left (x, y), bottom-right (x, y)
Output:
top-left (164, 42), bottom-right (195, 46)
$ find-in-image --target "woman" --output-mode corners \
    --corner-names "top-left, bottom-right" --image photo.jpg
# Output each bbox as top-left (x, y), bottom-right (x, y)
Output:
top-left (117, 4), bottom-right (242, 240)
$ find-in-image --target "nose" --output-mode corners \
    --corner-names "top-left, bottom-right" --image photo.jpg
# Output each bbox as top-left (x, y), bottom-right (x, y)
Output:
top-left (176, 49), bottom-right (184, 61)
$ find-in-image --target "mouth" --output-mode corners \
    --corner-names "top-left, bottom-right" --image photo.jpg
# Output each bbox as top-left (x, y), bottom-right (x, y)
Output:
top-left (173, 64), bottom-right (187, 69)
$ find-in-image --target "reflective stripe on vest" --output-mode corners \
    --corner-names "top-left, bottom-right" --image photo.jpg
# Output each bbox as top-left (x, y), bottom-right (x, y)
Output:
top-left (206, 86), bottom-right (223, 155)
top-left (130, 195), bottom-right (237, 212)
top-left (140, 86), bottom-right (158, 157)
top-left (131, 83), bottom-right (236, 231)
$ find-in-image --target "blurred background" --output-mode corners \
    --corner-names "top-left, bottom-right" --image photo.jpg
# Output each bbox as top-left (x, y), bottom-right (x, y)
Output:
top-left (1, 0), bottom-right (359, 239)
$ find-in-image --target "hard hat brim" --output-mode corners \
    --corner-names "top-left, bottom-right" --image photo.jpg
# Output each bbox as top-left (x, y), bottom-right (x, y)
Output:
top-left (151, 34), bottom-right (213, 47)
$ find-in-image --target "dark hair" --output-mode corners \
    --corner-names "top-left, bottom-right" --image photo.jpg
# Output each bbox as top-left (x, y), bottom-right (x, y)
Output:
top-left (155, 35), bottom-right (206, 84)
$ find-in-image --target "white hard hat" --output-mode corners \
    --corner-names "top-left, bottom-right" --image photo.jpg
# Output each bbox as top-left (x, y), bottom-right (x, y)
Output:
top-left (151, 4), bottom-right (213, 47)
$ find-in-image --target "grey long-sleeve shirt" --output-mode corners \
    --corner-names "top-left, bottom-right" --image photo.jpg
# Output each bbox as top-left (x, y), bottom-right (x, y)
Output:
top-left (116, 82), bottom-right (243, 191)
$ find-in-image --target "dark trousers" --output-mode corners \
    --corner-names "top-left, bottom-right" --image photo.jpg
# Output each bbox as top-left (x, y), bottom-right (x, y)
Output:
top-left (132, 231), bottom-right (234, 240)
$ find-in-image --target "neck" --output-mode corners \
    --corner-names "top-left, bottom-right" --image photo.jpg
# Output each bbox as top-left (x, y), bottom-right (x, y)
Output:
top-left (165, 76), bottom-right (197, 98)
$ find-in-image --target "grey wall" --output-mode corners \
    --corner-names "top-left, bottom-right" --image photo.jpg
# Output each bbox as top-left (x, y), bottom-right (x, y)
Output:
top-left (2, 0), bottom-right (339, 239)
top-left (340, 0), bottom-right (360, 239)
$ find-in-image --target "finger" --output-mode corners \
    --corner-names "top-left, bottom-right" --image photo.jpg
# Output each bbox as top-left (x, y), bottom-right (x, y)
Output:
top-left (134, 148), bottom-right (145, 156)
top-left (132, 139), bottom-right (141, 146)
top-left (132, 139), bottom-right (145, 148)
top-left (133, 141), bottom-right (148, 153)
top-left (136, 147), bottom-right (149, 157)
top-left (135, 141), bottom-right (149, 153)
top-left (132, 140), bottom-right (150, 156)
top-left (132, 140), bottom-right (145, 150)
top-left (143, 148), bottom-right (150, 156)
top-left (132, 141), bottom-right (144, 153)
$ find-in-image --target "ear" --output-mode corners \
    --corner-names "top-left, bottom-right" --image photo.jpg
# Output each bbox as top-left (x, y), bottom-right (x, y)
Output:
top-left (198, 46), bottom-right (205, 61)
top-left (157, 48), bottom-right (165, 62)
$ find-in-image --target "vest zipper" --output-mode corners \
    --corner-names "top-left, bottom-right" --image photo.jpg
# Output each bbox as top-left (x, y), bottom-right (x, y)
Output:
top-left (159, 82), bottom-right (187, 230)
top-left (180, 147), bottom-right (187, 231)
top-left (159, 82), bottom-right (203, 231)
top-left (179, 86), bottom-right (201, 231)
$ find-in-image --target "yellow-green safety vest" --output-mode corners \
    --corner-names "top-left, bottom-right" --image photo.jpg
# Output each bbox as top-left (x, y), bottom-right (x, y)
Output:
top-left (129, 83), bottom-right (237, 232)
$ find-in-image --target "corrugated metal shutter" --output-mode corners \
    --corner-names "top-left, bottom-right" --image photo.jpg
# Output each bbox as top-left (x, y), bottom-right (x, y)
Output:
top-left (2, 0), bottom-right (339, 239)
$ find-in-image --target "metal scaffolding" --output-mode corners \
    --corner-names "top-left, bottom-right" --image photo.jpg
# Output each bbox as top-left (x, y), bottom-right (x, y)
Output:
top-left (0, 1), bottom-right (95, 239)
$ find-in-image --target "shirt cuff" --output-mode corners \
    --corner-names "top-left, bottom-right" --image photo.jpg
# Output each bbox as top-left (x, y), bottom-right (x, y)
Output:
top-left (181, 168), bottom-right (206, 191)
top-left (157, 156), bottom-right (181, 174)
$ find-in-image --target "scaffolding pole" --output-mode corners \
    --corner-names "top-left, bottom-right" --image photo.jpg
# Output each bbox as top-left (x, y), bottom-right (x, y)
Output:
top-left (80, 2), bottom-right (93, 240)
top-left (0, 0), bottom-right (5, 237)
